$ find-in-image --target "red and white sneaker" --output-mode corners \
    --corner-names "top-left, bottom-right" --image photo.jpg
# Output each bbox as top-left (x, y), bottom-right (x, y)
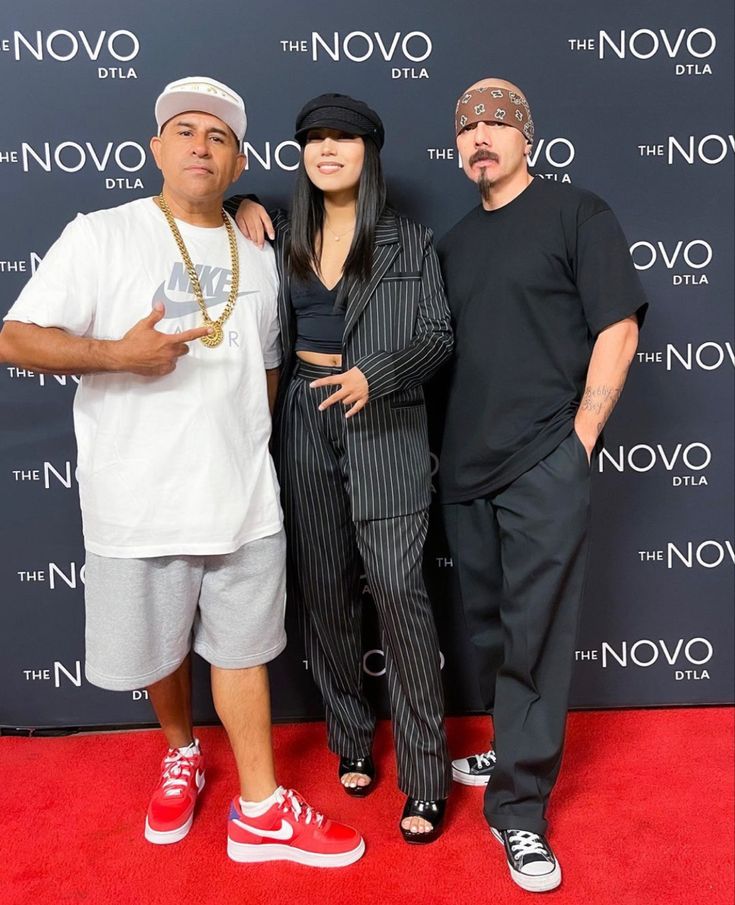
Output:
top-left (144, 741), bottom-right (205, 844)
top-left (227, 788), bottom-right (365, 867)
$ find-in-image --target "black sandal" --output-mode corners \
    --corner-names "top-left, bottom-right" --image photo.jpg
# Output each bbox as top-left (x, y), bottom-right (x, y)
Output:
top-left (399, 797), bottom-right (446, 844)
top-left (338, 755), bottom-right (376, 797)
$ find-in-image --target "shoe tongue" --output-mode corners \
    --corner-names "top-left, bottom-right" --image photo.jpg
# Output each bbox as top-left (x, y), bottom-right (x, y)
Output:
top-left (177, 742), bottom-right (199, 757)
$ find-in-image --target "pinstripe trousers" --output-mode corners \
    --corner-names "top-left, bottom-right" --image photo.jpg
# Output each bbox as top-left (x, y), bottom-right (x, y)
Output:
top-left (280, 361), bottom-right (450, 800)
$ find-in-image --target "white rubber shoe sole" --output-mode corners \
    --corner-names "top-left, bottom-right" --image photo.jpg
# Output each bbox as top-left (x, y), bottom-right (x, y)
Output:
top-left (227, 836), bottom-right (365, 867)
top-left (491, 827), bottom-right (562, 892)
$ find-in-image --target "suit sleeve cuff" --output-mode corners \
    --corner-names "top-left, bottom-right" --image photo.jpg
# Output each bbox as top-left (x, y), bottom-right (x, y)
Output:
top-left (355, 351), bottom-right (396, 399)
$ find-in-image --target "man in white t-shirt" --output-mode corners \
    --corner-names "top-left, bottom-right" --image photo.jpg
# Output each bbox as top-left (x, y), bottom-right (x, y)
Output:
top-left (0, 76), bottom-right (364, 868)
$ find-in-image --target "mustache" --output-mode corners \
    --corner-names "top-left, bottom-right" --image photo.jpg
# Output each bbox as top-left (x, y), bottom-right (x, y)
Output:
top-left (469, 150), bottom-right (499, 166)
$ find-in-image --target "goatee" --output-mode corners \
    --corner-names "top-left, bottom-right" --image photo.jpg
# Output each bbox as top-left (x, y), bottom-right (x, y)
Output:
top-left (478, 169), bottom-right (494, 203)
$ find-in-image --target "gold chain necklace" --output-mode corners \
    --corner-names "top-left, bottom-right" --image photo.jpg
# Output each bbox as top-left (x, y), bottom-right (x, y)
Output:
top-left (324, 223), bottom-right (355, 242)
top-left (157, 193), bottom-right (239, 348)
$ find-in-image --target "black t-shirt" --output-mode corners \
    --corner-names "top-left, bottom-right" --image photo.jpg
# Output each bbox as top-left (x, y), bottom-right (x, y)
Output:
top-left (437, 177), bottom-right (648, 503)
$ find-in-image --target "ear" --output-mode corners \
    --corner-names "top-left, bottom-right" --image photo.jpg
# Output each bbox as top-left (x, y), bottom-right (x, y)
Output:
top-left (232, 152), bottom-right (247, 183)
top-left (149, 135), bottom-right (163, 171)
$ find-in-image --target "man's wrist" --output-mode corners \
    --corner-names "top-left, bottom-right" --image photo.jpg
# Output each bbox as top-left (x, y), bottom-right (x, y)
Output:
top-left (93, 338), bottom-right (125, 372)
top-left (573, 420), bottom-right (598, 450)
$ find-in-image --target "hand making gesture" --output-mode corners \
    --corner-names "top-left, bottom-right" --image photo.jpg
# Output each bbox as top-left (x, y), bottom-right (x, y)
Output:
top-left (310, 367), bottom-right (369, 418)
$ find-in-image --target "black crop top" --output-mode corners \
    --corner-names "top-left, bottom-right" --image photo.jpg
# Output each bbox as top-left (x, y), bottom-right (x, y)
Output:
top-left (291, 272), bottom-right (345, 355)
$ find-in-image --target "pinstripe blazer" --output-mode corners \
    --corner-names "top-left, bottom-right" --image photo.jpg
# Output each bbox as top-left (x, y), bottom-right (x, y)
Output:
top-left (271, 208), bottom-right (453, 520)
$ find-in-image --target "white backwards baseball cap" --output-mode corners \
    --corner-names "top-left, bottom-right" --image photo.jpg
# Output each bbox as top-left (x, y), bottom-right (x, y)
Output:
top-left (155, 76), bottom-right (247, 143)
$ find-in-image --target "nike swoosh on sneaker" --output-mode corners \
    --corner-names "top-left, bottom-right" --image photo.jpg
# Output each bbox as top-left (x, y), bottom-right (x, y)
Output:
top-left (152, 282), bottom-right (260, 318)
top-left (231, 817), bottom-right (294, 841)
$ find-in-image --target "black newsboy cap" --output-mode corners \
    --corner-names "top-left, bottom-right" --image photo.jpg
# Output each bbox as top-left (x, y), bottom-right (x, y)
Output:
top-left (294, 93), bottom-right (385, 149)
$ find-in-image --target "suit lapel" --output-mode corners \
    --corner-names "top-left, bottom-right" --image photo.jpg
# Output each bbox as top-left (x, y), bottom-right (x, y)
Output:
top-left (343, 211), bottom-right (400, 341)
top-left (276, 220), bottom-right (295, 360)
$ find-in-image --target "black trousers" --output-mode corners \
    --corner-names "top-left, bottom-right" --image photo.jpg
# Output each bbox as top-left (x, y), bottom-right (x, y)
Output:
top-left (281, 362), bottom-right (450, 800)
top-left (443, 430), bottom-right (592, 833)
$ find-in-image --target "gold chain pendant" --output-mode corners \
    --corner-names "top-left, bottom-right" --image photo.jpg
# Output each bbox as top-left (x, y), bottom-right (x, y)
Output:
top-left (157, 193), bottom-right (240, 349)
top-left (200, 321), bottom-right (224, 348)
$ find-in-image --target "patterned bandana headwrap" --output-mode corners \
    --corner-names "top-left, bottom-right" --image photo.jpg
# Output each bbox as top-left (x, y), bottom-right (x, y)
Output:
top-left (455, 86), bottom-right (534, 144)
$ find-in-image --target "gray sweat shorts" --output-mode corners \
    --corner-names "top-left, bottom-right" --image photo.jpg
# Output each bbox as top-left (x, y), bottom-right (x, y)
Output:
top-left (84, 529), bottom-right (287, 691)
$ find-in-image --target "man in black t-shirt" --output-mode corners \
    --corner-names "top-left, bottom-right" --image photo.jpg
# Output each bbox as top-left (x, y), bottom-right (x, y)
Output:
top-left (438, 78), bottom-right (647, 893)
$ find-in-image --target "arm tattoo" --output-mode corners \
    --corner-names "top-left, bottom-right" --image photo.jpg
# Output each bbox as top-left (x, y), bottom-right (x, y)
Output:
top-left (580, 384), bottom-right (623, 426)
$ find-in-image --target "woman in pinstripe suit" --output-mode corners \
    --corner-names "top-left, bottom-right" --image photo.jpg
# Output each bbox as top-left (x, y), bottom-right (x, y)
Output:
top-left (230, 94), bottom-right (452, 842)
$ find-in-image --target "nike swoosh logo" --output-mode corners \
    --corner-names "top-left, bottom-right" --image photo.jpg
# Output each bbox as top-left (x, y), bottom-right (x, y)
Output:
top-left (152, 282), bottom-right (260, 318)
top-left (231, 817), bottom-right (294, 840)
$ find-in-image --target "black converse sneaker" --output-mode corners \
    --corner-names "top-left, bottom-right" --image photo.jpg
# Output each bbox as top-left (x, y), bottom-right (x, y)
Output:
top-left (451, 749), bottom-right (496, 786)
top-left (491, 828), bottom-right (561, 892)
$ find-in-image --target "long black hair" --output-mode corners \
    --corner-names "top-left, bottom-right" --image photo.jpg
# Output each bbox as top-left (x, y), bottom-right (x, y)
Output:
top-left (288, 138), bottom-right (387, 298)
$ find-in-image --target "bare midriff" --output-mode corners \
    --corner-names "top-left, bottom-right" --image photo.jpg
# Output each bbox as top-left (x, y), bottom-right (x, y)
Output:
top-left (296, 350), bottom-right (342, 368)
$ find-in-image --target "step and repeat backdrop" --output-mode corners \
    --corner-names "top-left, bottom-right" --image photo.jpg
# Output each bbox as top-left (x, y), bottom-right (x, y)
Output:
top-left (0, 0), bottom-right (733, 730)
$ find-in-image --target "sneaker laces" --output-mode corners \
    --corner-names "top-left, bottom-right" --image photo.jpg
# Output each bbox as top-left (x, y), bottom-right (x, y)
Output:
top-left (474, 750), bottom-right (496, 768)
top-left (507, 830), bottom-right (550, 861)
top-left (159, 750), bottom-right (196, 798)
top-left (280, 789), bottom-right (325, 827)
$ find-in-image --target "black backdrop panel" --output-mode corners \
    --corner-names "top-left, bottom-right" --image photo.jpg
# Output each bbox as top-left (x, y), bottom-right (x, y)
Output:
top-left (1, 0), bottom-right (733, 728)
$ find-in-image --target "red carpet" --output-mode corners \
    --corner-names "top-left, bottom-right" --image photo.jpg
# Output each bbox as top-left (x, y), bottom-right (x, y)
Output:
top-left (3, 708), bottom-right (733, 905)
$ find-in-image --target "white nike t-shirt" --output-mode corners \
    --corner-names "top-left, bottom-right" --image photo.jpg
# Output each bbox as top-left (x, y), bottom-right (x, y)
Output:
top-left (5, 197), bottom-right (283, 558)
